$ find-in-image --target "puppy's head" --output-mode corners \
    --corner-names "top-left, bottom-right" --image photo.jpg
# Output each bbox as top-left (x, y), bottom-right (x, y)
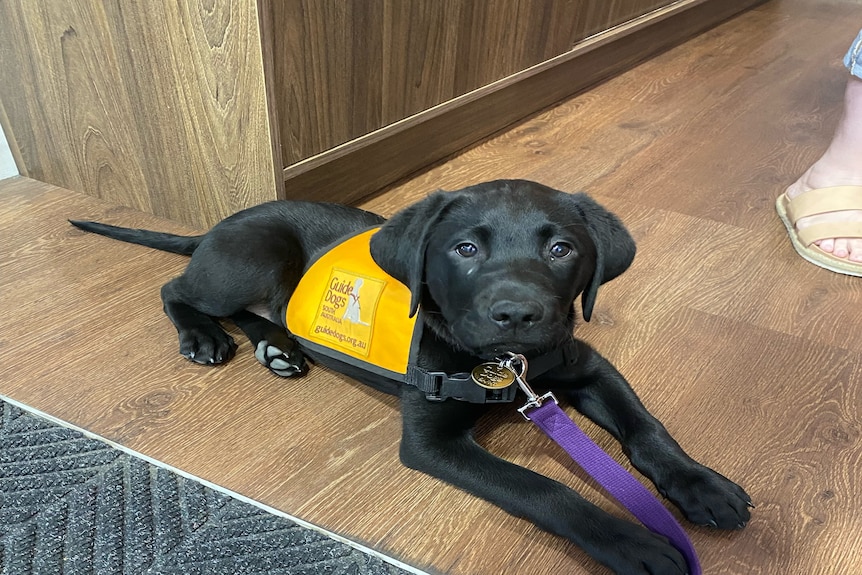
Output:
top-left (370, 180), bottom-right (635, 358)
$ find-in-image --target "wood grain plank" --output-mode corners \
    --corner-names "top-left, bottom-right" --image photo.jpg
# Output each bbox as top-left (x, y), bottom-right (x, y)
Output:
top-left (0, 0), bottom-right (278, 229)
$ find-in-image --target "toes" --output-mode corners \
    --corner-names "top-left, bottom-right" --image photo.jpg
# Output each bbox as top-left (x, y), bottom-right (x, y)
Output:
top-left (254, 340), bottom-right (272, 365)
top-left (599, 522), bottom-right (688, 575)
top-left (816, 237), bottom-right (862, 261)
top-left (661, 467), bottom-right (752, 530)
top-left (255, 340), bottom-right (306, 377)
top-left (269, 357), bottom-right (292, 371)
top-left (796, 207), bottom-right (862, 261)
top-left (179, 331), bottom-right (237, 365)
top-left (833, 238), bottom-right (849, 258)
top-left (688, 499), bottom-right (750, 530)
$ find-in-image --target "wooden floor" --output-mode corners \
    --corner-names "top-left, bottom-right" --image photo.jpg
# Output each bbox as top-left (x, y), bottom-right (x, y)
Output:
top-left (2, 1), bottom-right (862, 573)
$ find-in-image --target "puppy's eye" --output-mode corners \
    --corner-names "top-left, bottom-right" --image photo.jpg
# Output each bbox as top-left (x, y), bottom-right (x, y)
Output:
top-left (549, 242), bottom-right (574, 259)
top-left (455, 243), bottom-right (478, 257)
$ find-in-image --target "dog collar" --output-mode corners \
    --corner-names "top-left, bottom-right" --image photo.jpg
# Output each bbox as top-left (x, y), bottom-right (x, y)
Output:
top-left (286, 227), bottom-right (578, 403)
top-left (405, 342), bottom-right (578, 403)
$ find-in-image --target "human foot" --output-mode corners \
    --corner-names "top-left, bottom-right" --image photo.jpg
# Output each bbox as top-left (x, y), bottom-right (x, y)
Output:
top-left (783, 75), bottom-right (862, 263)
top-left (784, 170), bottom-right (862, 262)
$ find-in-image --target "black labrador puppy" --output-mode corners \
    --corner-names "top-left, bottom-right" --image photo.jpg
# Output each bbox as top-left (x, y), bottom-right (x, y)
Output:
top-left (71, 179), bottom-right (750, 574)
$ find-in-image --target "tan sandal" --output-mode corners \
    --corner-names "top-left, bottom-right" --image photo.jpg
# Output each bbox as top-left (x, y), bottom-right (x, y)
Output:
top-left (775, 185), bottom-right (862, 277)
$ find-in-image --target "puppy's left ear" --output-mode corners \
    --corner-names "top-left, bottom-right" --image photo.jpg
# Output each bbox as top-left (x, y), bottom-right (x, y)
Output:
top-left (568, 193), bottom-right (636, 322)
top-left (370, 191), bottom-right (457, 317)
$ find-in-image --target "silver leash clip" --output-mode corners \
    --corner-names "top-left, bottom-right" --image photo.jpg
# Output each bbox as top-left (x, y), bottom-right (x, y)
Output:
top-left (499, 352), bottom-right (558, 420)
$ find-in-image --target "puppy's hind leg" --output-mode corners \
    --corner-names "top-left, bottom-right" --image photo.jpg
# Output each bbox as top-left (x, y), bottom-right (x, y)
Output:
top-left (230, 310), bottom-right (307, 377)
top-left (161, 277), bottom-right (238, 364)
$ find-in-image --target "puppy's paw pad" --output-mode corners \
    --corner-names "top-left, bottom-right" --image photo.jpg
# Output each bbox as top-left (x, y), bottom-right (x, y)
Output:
top-left (255, 340), bottom-right (306, 377)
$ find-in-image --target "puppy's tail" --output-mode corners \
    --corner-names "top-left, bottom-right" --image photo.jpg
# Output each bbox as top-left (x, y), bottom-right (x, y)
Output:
top-left (69, 220), bottom-right (203, 256)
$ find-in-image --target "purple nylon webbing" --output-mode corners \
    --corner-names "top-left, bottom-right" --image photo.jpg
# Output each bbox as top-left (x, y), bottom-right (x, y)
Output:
top-left (528, 401), bottom-right (701, 575)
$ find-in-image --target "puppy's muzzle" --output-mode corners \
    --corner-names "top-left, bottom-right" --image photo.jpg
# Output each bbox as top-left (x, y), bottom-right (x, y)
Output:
top-left (451, 264), bottom-right (566, 355)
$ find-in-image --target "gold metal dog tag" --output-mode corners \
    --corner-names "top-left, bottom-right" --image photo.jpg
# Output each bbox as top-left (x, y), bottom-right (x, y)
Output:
top-left (471, 362), bottom-right (516, 389)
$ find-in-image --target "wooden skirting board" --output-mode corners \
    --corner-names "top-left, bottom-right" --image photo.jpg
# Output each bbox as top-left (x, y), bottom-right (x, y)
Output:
top-left (281, 0), bottom-right (766, 205)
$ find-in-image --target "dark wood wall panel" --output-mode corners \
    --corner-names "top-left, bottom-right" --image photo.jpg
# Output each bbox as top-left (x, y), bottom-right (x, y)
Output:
top-left (273, 0), bottom-right (673, 167)
top-left (279, 0), bottom-right (766, 206)
top-left (270, 0), bottom-right (386, 168)
top-left (0, 0), bottom-right (279, 229)
top-left (381, 0), bottom-right (463, 125)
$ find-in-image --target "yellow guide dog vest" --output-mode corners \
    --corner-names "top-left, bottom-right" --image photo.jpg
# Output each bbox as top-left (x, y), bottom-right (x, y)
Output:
top-left (286, 227), bottom-right (419, 380)
top-left (286, 227), bottom-right (572, 403)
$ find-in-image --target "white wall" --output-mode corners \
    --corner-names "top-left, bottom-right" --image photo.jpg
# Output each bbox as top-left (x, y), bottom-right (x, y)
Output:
top-left (0, 122), bottom-right (19, 179)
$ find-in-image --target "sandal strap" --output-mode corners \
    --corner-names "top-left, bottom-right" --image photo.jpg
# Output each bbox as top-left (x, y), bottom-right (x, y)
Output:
top-left (786, 186), bottom-right (862, 222)
top-left (797, 221), bottom-right (862, 246)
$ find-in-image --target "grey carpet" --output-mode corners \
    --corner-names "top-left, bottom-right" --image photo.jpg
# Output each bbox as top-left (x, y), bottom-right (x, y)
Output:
top-left (0, 400), bottom-right (411, 575)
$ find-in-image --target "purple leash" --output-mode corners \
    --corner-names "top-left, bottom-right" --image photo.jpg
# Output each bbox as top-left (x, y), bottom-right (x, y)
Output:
top-left (502, 354), bottom-right (701, 575)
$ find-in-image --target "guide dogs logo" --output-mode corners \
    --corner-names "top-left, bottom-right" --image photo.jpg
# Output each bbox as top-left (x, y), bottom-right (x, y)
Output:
top-left (310, 269), bottom-right (385, 356)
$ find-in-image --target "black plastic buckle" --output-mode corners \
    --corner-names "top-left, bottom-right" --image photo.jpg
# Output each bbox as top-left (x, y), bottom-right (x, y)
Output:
top-left (422, 372), bottom-right (449, 402)
top-left (423, 371), bottom-right (519, 403)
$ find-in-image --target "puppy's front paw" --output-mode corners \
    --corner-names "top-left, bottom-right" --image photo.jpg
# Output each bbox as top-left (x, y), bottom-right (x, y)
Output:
top-left (179, 328), bottom-right (237, 365)
top-left (596, 520), bottom-right (688, 575)
top-left (255, 339), bottom-right (307, 377)
top-left (659, 465), bottom-right (753, 530)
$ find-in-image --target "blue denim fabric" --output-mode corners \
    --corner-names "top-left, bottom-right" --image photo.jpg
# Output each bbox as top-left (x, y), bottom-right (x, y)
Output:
top-left (845, 29), bottom-right (862, 78)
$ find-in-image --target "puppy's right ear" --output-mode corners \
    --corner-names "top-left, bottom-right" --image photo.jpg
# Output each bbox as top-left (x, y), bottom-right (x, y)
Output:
top-left (370, 191), bottom-right (456, 317)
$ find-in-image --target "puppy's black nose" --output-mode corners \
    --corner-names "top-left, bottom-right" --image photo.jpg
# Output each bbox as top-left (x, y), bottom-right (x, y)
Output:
top-left (489, 300), bottom-right (544, 329)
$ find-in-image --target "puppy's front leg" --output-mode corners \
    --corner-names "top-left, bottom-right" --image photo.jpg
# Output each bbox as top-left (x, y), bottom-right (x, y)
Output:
top-left (555, 341), bottom-right (752, 530)
top-left (398, 388), bottom-right (687, 575)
